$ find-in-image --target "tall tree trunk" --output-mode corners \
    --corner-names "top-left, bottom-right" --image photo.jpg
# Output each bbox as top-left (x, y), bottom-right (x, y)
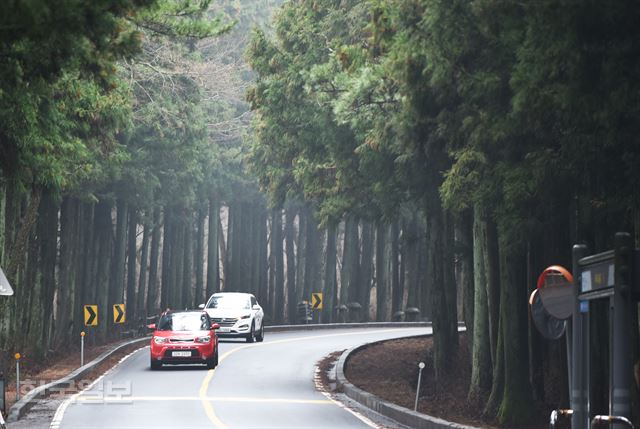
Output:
top-left (404, 214), bottom-right (420, 309)
top-left (110, 200), bottom-right (128, 338)
top-left (285, 206), bottom-right (297, 323)
top-left (323, 223), bottom-right (337, 323)
top-left (161, 207), bottom-right (173, 311)
top-left (468, 206), bottom-right (491, 403)
top-left (358, 222), bottom-right (374, 322)
top-left (138, 219), bottom-right (150, 319)
top-left (426, 201), bottom-right (458, 382)
top-left (38, 189), bottom-right (58, 355)
top-left (486, 218), bottom-right (500, 366)
top-left (272, 208), bottom-right (285, 323)
top-left (206, 197), bottom-right (220, 297)
top-left (172, 214), bottom-right (185, 309)
top-left (342, 217), bottom-right (359, 305)
top-left (256, 205), bottom-right (269, 307)
top-left (95, 200), bottom-right (113, 342)
top-left (303, 206), bottom-right (321, 303)
top-left (77, 203), bottom-right (95, 339)
top-left (126, 209), bottom-right (138, 327)
top-left (457, 211), bottom-right (474, 341)
top-left (147, 207), bottom-right (161, 316)
top-left (296, 207), bottom-right (307, 306)
top-left (390, 220), bottom-right (401, 314)
top-left (496, 233), bottom-right (533, 424)
top-left (194, 204), bottom-right (206, 306)
top-left (182, 216), bottom-right (193, 309)
top-left (55, 197), bottom-right (76, 347)
top-left (375, 222), bottom-right (387, 321)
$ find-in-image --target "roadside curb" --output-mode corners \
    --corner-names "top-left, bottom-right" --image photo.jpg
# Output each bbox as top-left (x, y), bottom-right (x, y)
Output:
top-left (7, 336), bottom-right (150, 423)
top-left (335, 332), bottom-right (479, 429)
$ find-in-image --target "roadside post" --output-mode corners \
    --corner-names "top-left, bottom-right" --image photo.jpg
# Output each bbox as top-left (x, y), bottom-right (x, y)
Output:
top-left (414, 362), bottom-right (425, 411)
top-left (80, 331), bottom-right (85, 367)
top-left (14, 353), bottom-right (20, 402)
top-left (0, 369), bottom-right (5, 416)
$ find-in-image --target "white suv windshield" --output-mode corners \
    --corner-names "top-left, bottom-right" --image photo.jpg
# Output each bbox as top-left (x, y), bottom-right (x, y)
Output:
top-left (207, 295), bottom-right (251, 310)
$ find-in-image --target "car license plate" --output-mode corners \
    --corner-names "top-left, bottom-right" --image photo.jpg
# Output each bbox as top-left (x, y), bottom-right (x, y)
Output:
top-left (172, 351), bottom-right (191, 357)
top-left (218, 327), bottom-right (230, 333)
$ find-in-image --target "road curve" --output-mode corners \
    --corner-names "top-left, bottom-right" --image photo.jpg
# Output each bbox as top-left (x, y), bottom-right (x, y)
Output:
top-left (52, 326), bottom-right (430, 429)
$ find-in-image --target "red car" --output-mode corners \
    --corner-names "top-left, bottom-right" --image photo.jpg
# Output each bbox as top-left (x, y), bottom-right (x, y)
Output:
top-left (148, 311), bottom-right (220, 370)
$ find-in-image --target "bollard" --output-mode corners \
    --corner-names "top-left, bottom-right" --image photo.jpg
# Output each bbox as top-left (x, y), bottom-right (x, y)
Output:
top-left (405, 307), bottom-right (420, 322)
top-left (346, 302), bottom-right (362, 323)
top-left (80, 331), bottom-right (86, 366)
top-left (392, 311), bottom-right (405, 322)
top-left (414, 362), bottom-right (425, 411)
top-left (335, 305), bottom-right (348, 323)
top-left (80, 331), bottom-right (86, 367)
top-left (14, 353), bottom-right (21, 402)
top-left (0, 369), bottom-right (5, 416)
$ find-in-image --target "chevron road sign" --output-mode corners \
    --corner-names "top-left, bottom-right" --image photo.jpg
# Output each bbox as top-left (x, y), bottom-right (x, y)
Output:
top-left (84, 305), bottom-right (98, 326)
top-left (311, 293), bottom-right (323, 310)
top-left (113, 304), bottom-right (125, 324)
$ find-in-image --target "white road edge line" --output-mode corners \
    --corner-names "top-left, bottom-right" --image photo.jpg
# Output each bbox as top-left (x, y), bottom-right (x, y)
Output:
top-left (49, 345), bottom-right (149, 429)
top-left (314, 364), bottom-right (383, 429)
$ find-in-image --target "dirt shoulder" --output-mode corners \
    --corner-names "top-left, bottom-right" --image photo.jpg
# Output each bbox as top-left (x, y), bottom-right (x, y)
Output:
top-left (343, 334), bottom-right (547, 429)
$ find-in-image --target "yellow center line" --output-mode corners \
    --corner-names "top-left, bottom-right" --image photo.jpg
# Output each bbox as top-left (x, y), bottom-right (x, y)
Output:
top-left (74, 395), bottom-right (332, 405)
top-left (198, 327), bottom-right (423, 429)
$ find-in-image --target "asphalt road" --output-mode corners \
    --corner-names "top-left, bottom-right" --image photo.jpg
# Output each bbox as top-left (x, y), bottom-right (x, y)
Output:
top-left (50, 326), bottom-right (430, 429)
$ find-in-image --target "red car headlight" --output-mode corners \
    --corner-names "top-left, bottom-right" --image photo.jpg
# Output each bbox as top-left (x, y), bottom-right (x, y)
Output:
top-left (153, 336), bottom-right (167, 344)
top-left (195, 336), bottom-right (211, 343)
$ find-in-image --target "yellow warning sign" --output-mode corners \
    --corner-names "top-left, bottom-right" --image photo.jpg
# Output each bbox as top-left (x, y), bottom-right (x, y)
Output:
top-left (311, 293), bottom-right (323, 310)
top-left (113, 304), bottom-right (125, 324)
top-left (84, 305), bottom-right (98, 326)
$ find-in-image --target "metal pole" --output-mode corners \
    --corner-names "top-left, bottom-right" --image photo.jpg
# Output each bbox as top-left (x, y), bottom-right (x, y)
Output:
top-left (571, 244), bottom-right (588, 429)
top-left (612, 233), bottom-right (633, 428)
top-left (80, 332), bottom-right (85, 367)
top-left (14, 354), bottom-right (20, 402)
top-left (414, 362), bottom-right (425, 411)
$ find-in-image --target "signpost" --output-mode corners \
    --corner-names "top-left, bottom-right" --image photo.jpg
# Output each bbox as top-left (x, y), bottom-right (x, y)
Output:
top-left (536, 233), bottom-right (639, 429)
top-left (113, 304), bottom-right (125, 324)
top-left (84, 305), bottom-right (98, 326)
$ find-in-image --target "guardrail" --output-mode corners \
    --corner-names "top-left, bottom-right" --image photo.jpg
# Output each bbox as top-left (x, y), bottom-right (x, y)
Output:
top-left (265, 321), bottom-right (438, 332)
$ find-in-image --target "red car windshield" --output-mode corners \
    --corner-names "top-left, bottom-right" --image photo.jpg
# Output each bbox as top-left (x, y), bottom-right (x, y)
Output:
top-left (157, 313), bottom-right (211, 331)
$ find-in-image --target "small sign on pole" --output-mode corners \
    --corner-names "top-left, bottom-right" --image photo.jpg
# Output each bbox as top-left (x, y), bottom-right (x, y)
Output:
top-left (113, 304), bottom-right (125, 324)
top-left (84, 305), bottom-right (98, 326)
top-left (311, 293), bottom-right (323, 310)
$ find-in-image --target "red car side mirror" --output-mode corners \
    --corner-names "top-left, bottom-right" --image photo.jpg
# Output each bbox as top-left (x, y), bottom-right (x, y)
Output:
top-left (211, 323), bottom-right (220, 330)
top-left (147, 323), bottom-right (156, 330)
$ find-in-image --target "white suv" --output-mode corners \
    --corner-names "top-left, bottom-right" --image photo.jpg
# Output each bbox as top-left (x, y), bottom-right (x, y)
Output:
top-left (201, 292), bottom-right (264, 343)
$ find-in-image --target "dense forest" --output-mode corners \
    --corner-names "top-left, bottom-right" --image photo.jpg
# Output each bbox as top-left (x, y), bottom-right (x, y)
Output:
top-left (1, 0), bottom-right (639, 426)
